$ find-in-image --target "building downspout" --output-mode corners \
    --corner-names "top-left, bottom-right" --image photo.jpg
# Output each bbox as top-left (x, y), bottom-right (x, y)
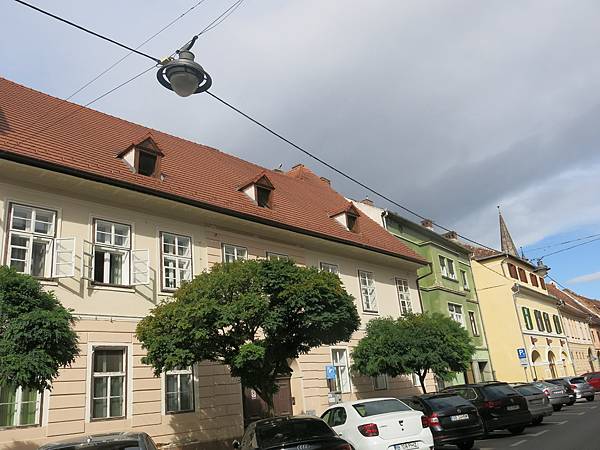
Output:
top-left (511, 283), bottom-right (533, 381)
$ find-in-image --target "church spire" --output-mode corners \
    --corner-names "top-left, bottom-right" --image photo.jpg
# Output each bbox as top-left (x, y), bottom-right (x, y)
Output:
top-left (498, 206), bottom-right (519, 257)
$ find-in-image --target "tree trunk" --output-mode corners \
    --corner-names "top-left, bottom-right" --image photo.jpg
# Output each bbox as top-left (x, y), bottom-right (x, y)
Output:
top-left (255, 387), bottom-right (276, 417)
top-left (418, 371), bottom-right (427, 394)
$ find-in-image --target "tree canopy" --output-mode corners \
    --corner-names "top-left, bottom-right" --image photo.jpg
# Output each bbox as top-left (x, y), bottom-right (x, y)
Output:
top-left (351, 313), bottom-right (475, 393)
top-left (136, 258), bottom-right (360, 409)
top-left (0, 266), bottom-right (79, 391)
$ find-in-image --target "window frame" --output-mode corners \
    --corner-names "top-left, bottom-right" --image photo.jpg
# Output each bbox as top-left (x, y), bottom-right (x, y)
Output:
top-left (460, 269), bottom-right (470, 290)
top-left (373, 374), bottom-right (388, 391)
top-left (439, 255), bottom-right (457, 280)
top-left (542, 312), bottom-right (553, 333)
top-left (165, 366), bottom-right (195, 415)
top-left (331, 348), bottom-right (351, 394)
top-left (266, 252), bottom-right (289, 261)
top-left (448, 302), bottom-right (464, 325)
top-left (160, 232), bottom-right (193, 292)
top-left (6, 203), bottom-right (58, 279)
top-left (395, 278), bottom-right (413, 315)
top-left (539, 277), bottom-right (546, 290)
top-left (468, 311), bottom-right (480, 336)
top-left (530, 273), bottom-right (539, 287)
top-left (255, 185), bottom-right (273, 208)
top-left (358, 270), bottom-right (378, 313)
top-left (507, 263), bottom-right (518, 279)
top-left (522, 307), bottom-right (534, 330)
top-left (320, 262), bottom-right (339, 275)
top-left (534, 310), bottom-right (545, 332)
top-left (90, 347), bottom-right (127, 421)
top-left (518, 267), bottom-right (528, 283)
top-left (0, 385), bottom-right (42, 429)
top-left (221, 243), bottom-right (248, 263)
top-left (92, 218), bottom-right (132, 287)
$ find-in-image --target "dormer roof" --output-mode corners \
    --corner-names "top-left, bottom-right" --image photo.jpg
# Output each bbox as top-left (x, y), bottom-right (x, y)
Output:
top-left (238, 172), bottom-right (274, 191)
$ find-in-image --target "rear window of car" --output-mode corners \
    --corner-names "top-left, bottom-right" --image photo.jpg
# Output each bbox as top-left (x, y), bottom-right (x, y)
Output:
top-left (514, 385), bottom-right (543, 396)
top-left (353, 399), bottom-right (411, 417)
top-left (256, 419), bottom-right (334, 447)
top-left (482, 384), bottom-right (518, 400)
top-left (426, 395), bottom-right (471, 409)
top-left (570, 377), bottom-right (586, 384)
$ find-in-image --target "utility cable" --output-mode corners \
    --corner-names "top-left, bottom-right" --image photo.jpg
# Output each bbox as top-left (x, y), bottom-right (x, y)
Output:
top-left (526, 233), bottom-right (600, 253)
top-left (538, 236), bottom-right (600, 259)
top-left (13, 0), bottom-right (161, 64)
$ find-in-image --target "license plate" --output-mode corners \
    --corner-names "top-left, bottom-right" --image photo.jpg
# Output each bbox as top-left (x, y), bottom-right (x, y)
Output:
top-left (450, 413), bottom-right (469, 421)
top-left (396, 443), bottom-right (419, 450)
top-left (507, 405), bottom-right (520, 411)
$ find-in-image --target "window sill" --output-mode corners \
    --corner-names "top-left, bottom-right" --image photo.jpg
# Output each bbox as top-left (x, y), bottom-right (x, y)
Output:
top-left (89, 282), bottom-right (135, 293)
top-left (442, 275), bottom-right (459, 282)
top-left (0, 423), bottom-right (40, 431)
top-left (362, 310), bottom-right (380, 315)
top-left (90, 416), bottom-right (126, 422)
top-left (166, 409), bottom-right (195, 415)
top-left (40, 279), bottom-right (59, 286)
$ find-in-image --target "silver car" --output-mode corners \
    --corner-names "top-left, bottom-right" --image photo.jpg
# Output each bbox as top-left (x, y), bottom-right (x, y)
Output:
top-left (532, 381), bottom-right (570, 411)
top-left (558, 376), bottom-right (596, 402)
top-left (512, 383), bottom-right (553, 425)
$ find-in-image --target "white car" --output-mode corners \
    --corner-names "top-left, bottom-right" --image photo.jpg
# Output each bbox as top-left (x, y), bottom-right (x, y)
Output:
top-left (321, 398), bottom-right (434, 450)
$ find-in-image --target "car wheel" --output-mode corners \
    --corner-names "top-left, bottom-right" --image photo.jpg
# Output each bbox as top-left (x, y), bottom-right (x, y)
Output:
top-left (508, 425), bottom-right (526, 435)
top-left (568, 399), bottom-right (576, 406)
top-left (586, 396), bottom-right (595, 402)
top-left (552, 404), bottom-right (562, 412)
top-left (531, 416), bottom-right (543, 426)
top-left (457, 439), bottom-right (475, 450)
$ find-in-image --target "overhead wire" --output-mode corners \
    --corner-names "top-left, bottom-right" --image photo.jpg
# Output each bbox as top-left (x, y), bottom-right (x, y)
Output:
top-left (525, 232), bottom-right (600, 253)
top-left (538, 236), bottom-right (600, 259)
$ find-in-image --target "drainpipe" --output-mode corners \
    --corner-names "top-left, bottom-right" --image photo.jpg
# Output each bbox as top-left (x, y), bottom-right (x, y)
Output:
top-left (511, 283), bottom-right (533, 382)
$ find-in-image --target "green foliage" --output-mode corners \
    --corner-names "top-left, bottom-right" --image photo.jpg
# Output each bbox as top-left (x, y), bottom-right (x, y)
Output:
top-left (0, 266), bottom-right (79, 391)
top-left (352, 313), bottom-right (475, 393)
top-left (137, 259), bottom-right (360, 407)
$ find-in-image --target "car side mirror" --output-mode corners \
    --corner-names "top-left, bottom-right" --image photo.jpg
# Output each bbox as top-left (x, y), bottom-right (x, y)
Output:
top-left (232, 440), bottom-right (241, 449)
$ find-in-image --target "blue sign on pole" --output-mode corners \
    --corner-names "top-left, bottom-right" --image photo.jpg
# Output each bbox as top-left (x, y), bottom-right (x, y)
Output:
top-left (517, 348), bottom-right (527, 359)
top-left (326, 365), bottom-right (337, 380)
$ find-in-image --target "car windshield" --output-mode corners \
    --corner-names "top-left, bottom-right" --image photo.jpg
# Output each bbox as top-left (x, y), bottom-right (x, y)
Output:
top-left (570, 377), bottom-right (586, 384)
top-left (426, 395), bottom-right (471, 410)
top-left (353, 399), bottom-right (411, 417)
top-left (482, 384), bottom-right (518, 400)
top-left (256, 419), bottom-right (334, 447)
top-left (514, 385), bottom-right (542, 396)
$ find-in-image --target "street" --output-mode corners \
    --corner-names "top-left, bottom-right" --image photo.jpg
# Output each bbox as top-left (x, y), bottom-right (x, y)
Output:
top-left (447, 394), bottom-right (599, 450)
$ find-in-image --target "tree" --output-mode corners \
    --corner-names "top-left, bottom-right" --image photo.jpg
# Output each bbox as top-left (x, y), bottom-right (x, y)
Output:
top-left (136, 258), bottom-right (360, 413)
top-left (351, 313), bottom-right (475, 393)
top-left (0, 266), bottom-right (79, 392)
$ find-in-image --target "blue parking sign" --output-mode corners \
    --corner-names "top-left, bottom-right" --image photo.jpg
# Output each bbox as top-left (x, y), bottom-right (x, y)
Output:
top-left (326, 365), bottom-right (337, 380)
top-left (517, 348), bottom-right (527, 359)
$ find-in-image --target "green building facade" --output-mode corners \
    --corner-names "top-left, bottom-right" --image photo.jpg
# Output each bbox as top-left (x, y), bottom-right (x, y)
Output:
top-left (384, 213), bottom-right (494, 386)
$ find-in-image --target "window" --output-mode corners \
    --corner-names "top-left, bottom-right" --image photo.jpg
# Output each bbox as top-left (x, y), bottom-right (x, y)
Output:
top-left (91, 348), bottom-right (126, 419)
top-left (346, 213), bottom-right (358, 232)
top-left (460, 270), bottom-right (470, 290)
top-left (161, 233), bottom-right (192, 290)
top-left (93, 220), bottom-right (131, 285)
top-left (543, 312), bottom-right (553, 333)
top-left (222, 244), bottom-right (247, 263)
top-left (331, 349), bottom-right (351, 393)
top-left (358, 270), bottom-right (377, 312)
top-left (448, 303), bottom-right (463, 325)
top-left (395, 278), bottom-right (412, 315)
top-left (439, 256), bottom-right (456, 280)
top-left (507, 263), bottom-right (518, 279)
top-left (165, 367), bottom-right (194, 414)
top-left (518, 268), bottom-right (528, 283)
top-left (534, 310), bottom-right (545, 332)
top-left (530, 273), bottom-right (539, 287)
top-left (539, 277), bottom-right (546, 290)
top-left (0, 385), bottom-right (40, 427)
top-left (468, 311), bottom-right (480, 336)
top-left (320, 262), bottom-right (339, 275)
top-left (7, 204), bottom-right (56, 278)
top-left (137, 151), bottom-right (158, 176)
top-left (256, 186), bottom-right (272, 208)
top-left (522, 307), bottom-right (533, 330)
top-left (373, 374), bottom-right (388, 391)
top-left (267, 252), bottom-right (288, 261)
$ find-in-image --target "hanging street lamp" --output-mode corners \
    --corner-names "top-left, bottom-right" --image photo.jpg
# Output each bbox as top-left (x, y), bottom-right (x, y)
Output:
top-left (157, 36), bottom-right (212, 97)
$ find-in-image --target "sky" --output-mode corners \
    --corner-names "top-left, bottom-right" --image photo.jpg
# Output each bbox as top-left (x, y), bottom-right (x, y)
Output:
top-left (2, 0), bottom-right (600, 296)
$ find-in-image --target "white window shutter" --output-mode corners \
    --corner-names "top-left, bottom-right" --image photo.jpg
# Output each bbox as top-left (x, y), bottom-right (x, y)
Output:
top-left (131, 249), bottom-right (150, 286)
top-left (82, 239), bottom-right (94, 280)
top-left (53, 237), bottom-right (76, 278)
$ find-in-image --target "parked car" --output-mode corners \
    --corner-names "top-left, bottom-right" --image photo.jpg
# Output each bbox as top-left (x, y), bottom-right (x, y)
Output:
top-left (548, 377), bottom-right (595, 402)
top-left (321, 397), bottom-right (434, 450)
top-left (511, 383), bottom-right (553, 425)
top-left (531, 380), bottom-right (570, 411)
top-left (234, 416), bottom-right (352, 450)
top-left (442, 382), bottom-right (532, 436)
top-left (38, 432), bottom-right (158, 450)
top-left (581, 371), bottom-right (600, 392)
top-left (545, 378), bottom-right (576, 405)
top-left (401, 393), bottom-right (483, 450)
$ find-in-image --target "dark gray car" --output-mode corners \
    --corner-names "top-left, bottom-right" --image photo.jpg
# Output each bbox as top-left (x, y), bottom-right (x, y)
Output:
top-left (37, 432), bottom-right (158, 450)
top-left (531, 381), bottom-right (570, 410)
top-left (511, 383), bottom-right (553, 425)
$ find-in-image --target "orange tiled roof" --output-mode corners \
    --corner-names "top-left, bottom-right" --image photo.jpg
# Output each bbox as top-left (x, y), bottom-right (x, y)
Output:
top-left (0, 77), bottom-right (425, 264)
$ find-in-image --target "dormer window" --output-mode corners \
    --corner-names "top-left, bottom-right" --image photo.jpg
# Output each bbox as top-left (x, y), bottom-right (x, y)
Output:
top-left (239, 173), bottom-right (275, 208)
top-left (346, 212), bottom-right (358, 232)
top-left (118, 135), bottom-right (163, 178)
top-left (331, 203), bottom-right (361, 233)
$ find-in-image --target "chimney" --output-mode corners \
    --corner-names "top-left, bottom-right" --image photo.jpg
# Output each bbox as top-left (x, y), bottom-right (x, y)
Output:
top-left (320, 177), bottom-right (331, 186)
top-left (360, 198), bottom-right (374, 206)
top-left (443, 231), bottom-right (459, 241)
top-left (421, 219), bottom-right (434, 230)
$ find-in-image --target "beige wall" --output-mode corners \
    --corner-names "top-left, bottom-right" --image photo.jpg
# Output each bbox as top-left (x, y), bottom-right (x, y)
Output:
top-left (0, 161), bottom-right (424, 447)
top-left (561, 311), bottom-right (597, 374)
